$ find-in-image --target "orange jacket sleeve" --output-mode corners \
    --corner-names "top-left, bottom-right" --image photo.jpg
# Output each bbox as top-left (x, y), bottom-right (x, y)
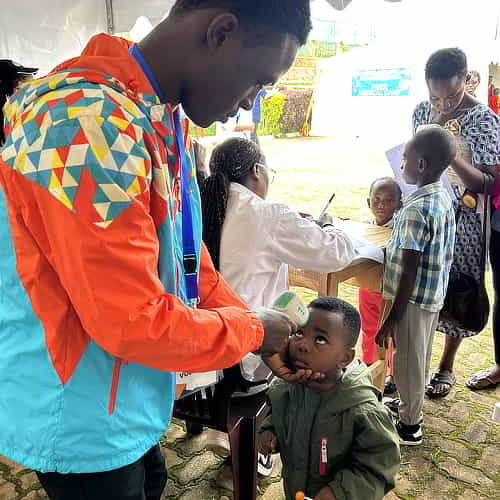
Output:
top-left (198, 242), bottom-right (251, 310)
top-left (0, 164), bottom-right (263, 375)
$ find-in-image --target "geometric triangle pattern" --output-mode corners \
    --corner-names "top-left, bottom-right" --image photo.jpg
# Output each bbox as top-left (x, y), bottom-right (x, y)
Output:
top-left (0, 69), bottom-right (200, 230)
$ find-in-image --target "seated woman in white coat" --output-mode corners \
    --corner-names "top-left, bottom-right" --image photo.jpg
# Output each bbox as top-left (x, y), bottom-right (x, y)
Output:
top-left (200, 137), bottom-right (356, 475)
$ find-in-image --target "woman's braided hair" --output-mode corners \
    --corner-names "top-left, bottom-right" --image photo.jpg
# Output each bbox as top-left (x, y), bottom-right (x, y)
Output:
top-left (201, 137), bottom-right (263, 270)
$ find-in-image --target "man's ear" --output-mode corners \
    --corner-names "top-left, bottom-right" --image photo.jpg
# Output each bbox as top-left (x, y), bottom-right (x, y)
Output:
top-left (339, 348), bottom-right (355, 369)
top-left (418, 157), bottom-right (427, 173)
top-left (206, 13), bottom-right (240, 51)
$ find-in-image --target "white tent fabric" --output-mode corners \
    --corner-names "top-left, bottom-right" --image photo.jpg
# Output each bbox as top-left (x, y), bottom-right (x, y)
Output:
top-left (0, 1), bottom-right (107, 74)
top-left (111, 0), bottom-right (175, 34)
top-left (0, 1), bottom-right (175, 74)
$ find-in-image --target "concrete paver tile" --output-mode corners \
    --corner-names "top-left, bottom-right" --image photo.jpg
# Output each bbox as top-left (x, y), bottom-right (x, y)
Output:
top-left (175, 453), bottom-right (221, 485)
top-left (439, 457), bottom-right (494, 488)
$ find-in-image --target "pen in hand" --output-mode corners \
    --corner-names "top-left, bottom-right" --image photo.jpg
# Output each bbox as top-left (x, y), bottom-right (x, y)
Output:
top-left (318, 193), bottom-right (336, 218)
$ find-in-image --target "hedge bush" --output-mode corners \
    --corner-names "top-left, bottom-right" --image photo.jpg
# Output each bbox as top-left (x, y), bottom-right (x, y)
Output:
top-left (258, 94), bottom-right (286, 137)
top-left (191, 88), bottom-right (313, 138)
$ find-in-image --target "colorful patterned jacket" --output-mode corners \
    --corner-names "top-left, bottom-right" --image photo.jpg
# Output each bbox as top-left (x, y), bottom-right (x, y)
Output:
top-left (0, 34), bottom-right (263, 473)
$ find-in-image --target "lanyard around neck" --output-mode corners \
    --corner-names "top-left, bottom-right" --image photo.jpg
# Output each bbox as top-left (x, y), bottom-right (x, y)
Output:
top-left (129, 44), bottom-right (199, 305)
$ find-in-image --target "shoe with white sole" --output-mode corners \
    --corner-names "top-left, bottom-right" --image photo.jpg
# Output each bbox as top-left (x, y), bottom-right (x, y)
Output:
top-left (396, 420), bottom-right (422, 446)
top-left (257, 453), bottom-right (273, 477)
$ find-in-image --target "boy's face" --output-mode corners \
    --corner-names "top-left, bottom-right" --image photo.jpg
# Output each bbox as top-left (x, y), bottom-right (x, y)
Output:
top-left (288, 308), bottom-right (354, 391)
top-left (367, 183), bottom-right (401, 226)
top-left (401, 141), bottom-right (422, 185)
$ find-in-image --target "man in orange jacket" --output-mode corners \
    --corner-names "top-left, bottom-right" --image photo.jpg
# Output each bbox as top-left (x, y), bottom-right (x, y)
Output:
top-left (0, 1), bottom-right (316, 499)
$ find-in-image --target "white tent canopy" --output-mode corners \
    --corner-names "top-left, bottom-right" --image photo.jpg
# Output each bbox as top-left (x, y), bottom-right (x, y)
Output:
top-left (0, 0), bottom-right (175, 74)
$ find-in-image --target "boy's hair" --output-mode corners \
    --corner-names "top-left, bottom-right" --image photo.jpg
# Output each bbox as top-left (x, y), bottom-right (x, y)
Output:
top-left (369, 177), bottom-right (402, 200)
top-left (170, 0), bottom-right (312, 46)
top-left (425, 48), bottom-right (468, 82)
top-left (412, 127), bottom-right (456, 175)
top-left (309, 297), bottom-right (360, 348)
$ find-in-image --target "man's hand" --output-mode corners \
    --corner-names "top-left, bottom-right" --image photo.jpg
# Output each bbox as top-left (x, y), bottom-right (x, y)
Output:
top-left (263, 351), bottom-right (325, 384)
top-left (254, 309), bottom-right (295, 357)
top-left (313, 486), bottom-right (337, 500)
top-left (257, 430), bottom-right (278, 455)
top-left (376, 316), bottom-right (398, 349)
top-left (254, 309), bottom-right (325, 383)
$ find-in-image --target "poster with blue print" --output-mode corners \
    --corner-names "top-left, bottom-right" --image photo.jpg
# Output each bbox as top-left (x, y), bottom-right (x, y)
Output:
top-left (352, 68), bottom-right (411, 97)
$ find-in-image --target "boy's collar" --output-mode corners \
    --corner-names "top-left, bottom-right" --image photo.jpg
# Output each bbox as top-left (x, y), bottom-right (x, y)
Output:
top-left (405, 181), bottom-right (444, 203)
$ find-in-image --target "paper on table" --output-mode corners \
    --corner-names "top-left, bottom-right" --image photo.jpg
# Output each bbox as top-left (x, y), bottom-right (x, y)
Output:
top-left (385, 143), bottom-right (456, 200)
top-left (333, 218), bottom-right (385, 264)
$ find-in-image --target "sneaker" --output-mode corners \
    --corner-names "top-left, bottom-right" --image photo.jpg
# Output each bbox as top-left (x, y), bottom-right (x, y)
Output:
top-left (205, 429), bottom-right (230, 456)
top-left (257, 453), bottom-right (273, 477)
top-left (383, 397), bottom-right (400, 419)
top-left (383, 398), bottom-right (424, 425)
top-left (396, 420), bottom-right (422, 446)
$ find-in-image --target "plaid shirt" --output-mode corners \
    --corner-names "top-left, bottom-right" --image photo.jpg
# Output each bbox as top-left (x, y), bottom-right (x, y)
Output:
top-left (383, 182), bottom-right (456, 312)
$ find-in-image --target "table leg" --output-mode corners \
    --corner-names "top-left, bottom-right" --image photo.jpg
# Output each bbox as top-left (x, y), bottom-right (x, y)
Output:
top-left (326, 275), bottom-right (339, 298)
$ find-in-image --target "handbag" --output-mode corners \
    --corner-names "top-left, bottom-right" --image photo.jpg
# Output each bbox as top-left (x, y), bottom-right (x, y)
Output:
top-left (439, 195), bottom-right (490, 332)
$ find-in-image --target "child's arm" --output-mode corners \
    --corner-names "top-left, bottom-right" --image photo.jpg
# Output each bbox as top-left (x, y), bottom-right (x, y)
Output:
top-left (376, 249), bottom-right (420, 348)
top-left (327, 407), bottom-right (401, 500)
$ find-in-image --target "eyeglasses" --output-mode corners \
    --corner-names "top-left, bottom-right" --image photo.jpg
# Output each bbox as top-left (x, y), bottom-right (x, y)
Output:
top-left (255, 162), bottom-right (276, 184)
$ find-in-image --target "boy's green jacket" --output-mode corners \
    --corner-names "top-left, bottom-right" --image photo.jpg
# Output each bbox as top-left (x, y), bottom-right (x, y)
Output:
top-left (261, 361), bottom-right (400, 500)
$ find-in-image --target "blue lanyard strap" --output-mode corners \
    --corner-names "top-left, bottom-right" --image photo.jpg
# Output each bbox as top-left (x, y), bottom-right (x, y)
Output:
top-left (173, 110), bottom-right (199, 305)
top-left (128, 45), bottom-right (166, 103)
top-left (129, 44), bottom-right (199, 305)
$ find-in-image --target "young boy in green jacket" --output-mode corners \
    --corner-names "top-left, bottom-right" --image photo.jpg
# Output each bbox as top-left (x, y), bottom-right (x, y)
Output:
top-left (258, 297), bottom-right (400, 500)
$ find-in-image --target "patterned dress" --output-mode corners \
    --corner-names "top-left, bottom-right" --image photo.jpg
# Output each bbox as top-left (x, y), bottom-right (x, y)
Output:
top-left (413, 101), bottom-right (500, 337)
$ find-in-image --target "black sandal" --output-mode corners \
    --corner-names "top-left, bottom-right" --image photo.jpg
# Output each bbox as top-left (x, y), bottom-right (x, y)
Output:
top-left (425, 371), bottom-right (456, 399)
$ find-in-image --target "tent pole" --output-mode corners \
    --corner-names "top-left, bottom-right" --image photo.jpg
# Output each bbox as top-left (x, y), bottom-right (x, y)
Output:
top-left (105, 0), bottom-right (114, 34)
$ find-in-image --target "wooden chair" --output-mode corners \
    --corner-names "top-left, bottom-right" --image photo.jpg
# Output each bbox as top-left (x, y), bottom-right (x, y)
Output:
top-left (173, 365), bottom-right (273, 500)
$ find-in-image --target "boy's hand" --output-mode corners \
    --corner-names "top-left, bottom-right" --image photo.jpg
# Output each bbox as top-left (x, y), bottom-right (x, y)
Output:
top-left (257, 430), bottom-right (278, 455)
top-left (314, 486), bottom-right (337, 500)
top-left (376, 317), bottom-right (397, 349)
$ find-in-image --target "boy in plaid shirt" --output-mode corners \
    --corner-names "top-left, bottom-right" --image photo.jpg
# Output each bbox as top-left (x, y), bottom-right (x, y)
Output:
top-left (376, 127), bottom-right (456, 445)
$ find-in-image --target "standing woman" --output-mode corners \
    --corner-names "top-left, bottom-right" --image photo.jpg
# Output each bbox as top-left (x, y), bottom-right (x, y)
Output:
top-left (0, 60), bottom-right (38, 146)
top-left (412, 48), bottom-right (500, 397)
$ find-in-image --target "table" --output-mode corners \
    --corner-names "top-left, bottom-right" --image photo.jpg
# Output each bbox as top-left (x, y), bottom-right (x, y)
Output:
top-left (288, 221), bottom-right (392, 390)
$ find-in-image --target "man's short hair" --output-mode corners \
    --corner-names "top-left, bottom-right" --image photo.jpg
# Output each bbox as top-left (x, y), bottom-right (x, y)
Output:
top-left (309, 297), bottom-right (360, 348)
top-left (369, 176), bottom-right (402, 200)
top-left (170, 0), bottom-right (312, 46)
top-left (412, 127), bottom-right (456, 175)
top-left (425, 48), bottom-right (468, 82)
